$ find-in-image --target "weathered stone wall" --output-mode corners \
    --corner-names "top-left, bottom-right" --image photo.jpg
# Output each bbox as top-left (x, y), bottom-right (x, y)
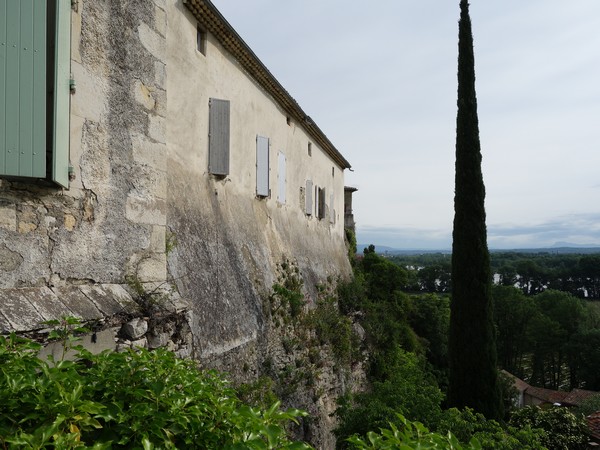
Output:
top-left (166, 0), bottom-right (352, 361)
top-left (1, 0), bottom-right (169, 325)
top-left (1, 1), bottom-right (357, 447)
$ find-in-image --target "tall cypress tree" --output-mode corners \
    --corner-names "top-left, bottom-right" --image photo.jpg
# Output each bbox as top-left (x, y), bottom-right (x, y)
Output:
top-left (447, 0), bottom-right (503, 420)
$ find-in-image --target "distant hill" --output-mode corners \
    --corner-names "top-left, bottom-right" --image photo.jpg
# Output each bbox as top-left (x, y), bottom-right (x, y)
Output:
top-left (357, 244), bottom-right (600, 256)
top-left (491, 247), bottom-right (600, 255)
top-left (357, 244), bottom-right (451, 255)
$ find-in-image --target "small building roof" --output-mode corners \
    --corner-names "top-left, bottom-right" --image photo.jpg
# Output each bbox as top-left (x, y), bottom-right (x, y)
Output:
top-left (524, 386), bottom-right (570, 405)
top-left (501, 370), bottom-right (529, 393)
top-left (183, 0), bottom-right (351, 170)
top-left (563, 389), bottom-right (598, 407)
top-left (588, 412), bottom-right (600, 443)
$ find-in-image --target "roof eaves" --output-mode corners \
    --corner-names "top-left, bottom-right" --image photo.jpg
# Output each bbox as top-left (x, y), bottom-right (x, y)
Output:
top-left (183, 0), bottom-right (351, 170)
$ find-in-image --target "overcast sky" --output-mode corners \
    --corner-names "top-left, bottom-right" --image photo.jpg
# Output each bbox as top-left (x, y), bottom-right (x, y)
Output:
top-left (210, 0), bottom-right (600, 250)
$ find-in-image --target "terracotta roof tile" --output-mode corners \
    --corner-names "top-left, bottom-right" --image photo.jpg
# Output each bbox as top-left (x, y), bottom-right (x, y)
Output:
top-left (563, 389), bottom-right (598, 406)
top-left (588, 412), bottom-right (600, 442)
top-left (524, 386), bottom-right (569, 404)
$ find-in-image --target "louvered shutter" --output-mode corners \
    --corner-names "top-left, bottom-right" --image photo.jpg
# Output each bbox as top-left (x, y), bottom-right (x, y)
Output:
top-left (305, 180), bottom-right (313, 215)
top-left (51, 0), bottom-right (71, 187)
top-left (318, 187), bottom-right (326, 219)
top-left (208, 98), bottom-right (230, 175)
top-left (0, 0), bottom-right (70, 186)
top-left (330, 192), bottom-right (335, 223)
top-left (256, 135), bottom-right (269, 197)
top-left (1, 0), bottom-right (47, 178)
top-left (277, 151), bottom-right (286, 204)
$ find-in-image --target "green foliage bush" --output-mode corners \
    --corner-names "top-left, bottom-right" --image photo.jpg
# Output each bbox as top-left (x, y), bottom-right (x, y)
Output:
top-left (576, 393), bottom-right (600, 417)
top-left (334, 348), bottom-right (444, 447)
top-left (305, 296), bottom-right (358, 366)
top-left (0, 331), bottom-right (311, 449)
top-left (271, 260), bottom-right (305, 319)
top-left (346, 414), bottom-right (482, 450)
top-left (437, 408), bottom-right (544, 450)
top-left (509, 406), bottom-right (589, 450)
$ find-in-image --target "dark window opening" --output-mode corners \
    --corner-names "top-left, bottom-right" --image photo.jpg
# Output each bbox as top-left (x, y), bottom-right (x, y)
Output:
top-left (197, 25), bottom-right (206, 55)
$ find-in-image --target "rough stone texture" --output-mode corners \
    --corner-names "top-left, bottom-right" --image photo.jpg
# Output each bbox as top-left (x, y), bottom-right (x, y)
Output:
top-left (0, 285), bottom-right (135, 332)
top-left (1, 284), bottom-right (194, 361)
top-left (122, 318), bottom-right (149, 340)
top-left (0, 0), bottom-right (167, 290)
top-left (199, 301), bottom-right (368, 450)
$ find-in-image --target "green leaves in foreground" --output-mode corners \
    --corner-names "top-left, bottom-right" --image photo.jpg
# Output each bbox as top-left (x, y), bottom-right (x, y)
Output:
top-left (347, 414), bottom-right (482, 450)
top-left (0, 332), bottom-right (311, 449)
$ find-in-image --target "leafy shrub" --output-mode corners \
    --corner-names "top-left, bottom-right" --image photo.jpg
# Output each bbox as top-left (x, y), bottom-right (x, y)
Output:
top-left (437, 408), bottom-right (544, 449)
top-left (334, 348), bottom-right (444, 447)
top-left (346, 414), bottom-right (482, 450)
top-left (0, 331), bottom-right (311, 449)
top-left (575, 393), bottom-right (600, 417)
top-left (305, 296), bottom-right (358, 366)
top-left (271, 260), bottom-right (305, 319)
top-left (509, 406), bottom-right (589, 450)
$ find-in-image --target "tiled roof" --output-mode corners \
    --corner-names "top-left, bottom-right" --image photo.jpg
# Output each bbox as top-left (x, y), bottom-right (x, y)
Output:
top-left (524, 386), bottom-right (569, 404)
top-left (182, 0), bottom-right (351, 170)
top-left (588, 412), bottom-right (600, 442)
top-left (563, 389), bottom-right (598, 406)
top-left (501, 370), bottom-right (529, 392)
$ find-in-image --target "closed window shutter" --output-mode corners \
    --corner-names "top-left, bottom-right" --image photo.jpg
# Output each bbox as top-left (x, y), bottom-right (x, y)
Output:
top-left (256, 135), bottom-right (269, 197)
top-left (330, 192), bottom-right (335, 223)
top-left (305, 179), bottom-right (313, 215)
top-left (318, 187), bottom-right (326, 219)
top-left (277, 151), bottom-right (286, 204)
top-left (0, 0), bottom-right (70, 186)
top-left (208, 98), bottom-right (230, 175)
top-left (1, 0), bottom-right (47, 178)
top-left (51, 0), bottom-right (71, 187)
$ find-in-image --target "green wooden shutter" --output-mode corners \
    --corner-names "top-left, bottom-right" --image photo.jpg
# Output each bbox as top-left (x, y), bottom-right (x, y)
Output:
top-left (0, 0), bottom-right (47, 178)
top-left (52, 0), bottom-right (71, 187)
top-left (0, 0), bottom-right (70, 186)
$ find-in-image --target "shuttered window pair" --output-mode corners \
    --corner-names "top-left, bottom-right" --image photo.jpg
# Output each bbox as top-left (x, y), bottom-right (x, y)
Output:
top-left (305, 183), bottom-right (333, 223)
top-left (210, 105), bottom-right (287, 204)
top-left (0, 0), bottom-right (71, 187)
top-left (309, 184), bottom-right (326, 220)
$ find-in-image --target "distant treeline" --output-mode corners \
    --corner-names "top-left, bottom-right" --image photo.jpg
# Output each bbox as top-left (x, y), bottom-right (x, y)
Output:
top-left (387, 251), bottom-right (600, 298)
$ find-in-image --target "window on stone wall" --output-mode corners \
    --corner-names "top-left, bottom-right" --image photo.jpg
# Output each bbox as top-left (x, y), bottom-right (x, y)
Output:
top-left (208, 98), bottom-right (230, 176)
top-left (256, 135), bottom-right (269, 197)
top-left (196, 25), bottom-right (206, 55)
top-left (330, 192), bottom-right (335, 224)
top-left (317, 187), bottom-right (326, 220)
top-left (0, 0), bottom-right (71, 187)
top-left (305, 179), bottom-right (313, 215)
top-left (277, 151), bottom-right (286, 204)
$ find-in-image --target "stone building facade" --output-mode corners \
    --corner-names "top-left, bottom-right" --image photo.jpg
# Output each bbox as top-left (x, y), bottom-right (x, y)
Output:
top-left (1, 0), bottom-right (352, 372)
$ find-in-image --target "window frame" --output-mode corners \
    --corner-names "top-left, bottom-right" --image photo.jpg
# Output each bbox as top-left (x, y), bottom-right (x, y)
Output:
top-left (196, 24), bottom-right (206, 55)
